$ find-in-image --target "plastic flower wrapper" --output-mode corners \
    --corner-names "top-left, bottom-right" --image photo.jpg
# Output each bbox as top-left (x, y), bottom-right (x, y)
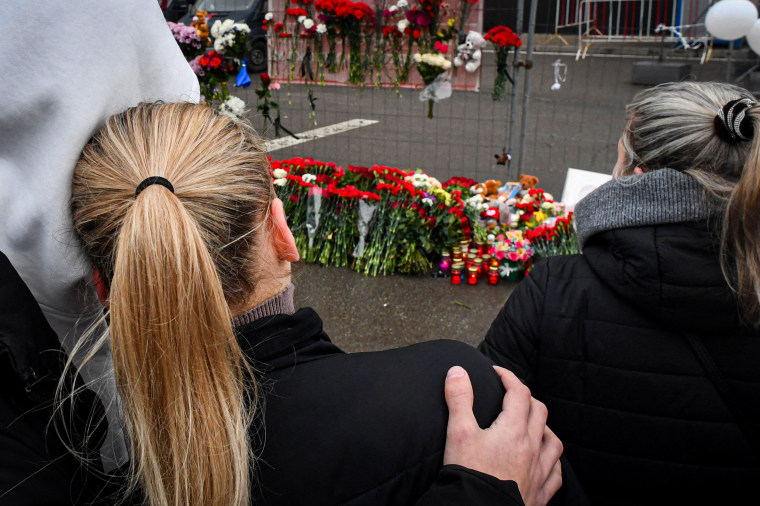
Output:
top-left (305, 186), bottom-right (324, 252)
top-left (219, 96), bottom-right (246, 119)
top-left (414, 53), bottom-right (452, 118)
top-left (353, 198), bottom-right (379, 259)
top-left (236, 57), bottom-right (252, 88)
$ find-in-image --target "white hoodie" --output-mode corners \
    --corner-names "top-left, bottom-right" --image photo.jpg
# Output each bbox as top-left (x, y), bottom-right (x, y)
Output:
top-left (1, 0), bottom-right (200, 468)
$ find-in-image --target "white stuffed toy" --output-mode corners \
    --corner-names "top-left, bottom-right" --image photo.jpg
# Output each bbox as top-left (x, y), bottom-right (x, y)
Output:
top-left (454, 31), bottom-right (487, 72)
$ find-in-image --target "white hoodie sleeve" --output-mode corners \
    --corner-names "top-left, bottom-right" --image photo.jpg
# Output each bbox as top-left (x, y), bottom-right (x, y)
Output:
top-left (0, 0), bottom-right (200, 469)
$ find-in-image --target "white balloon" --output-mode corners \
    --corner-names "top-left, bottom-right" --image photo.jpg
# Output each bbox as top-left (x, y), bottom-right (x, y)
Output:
top-left (748, 19), bottom-right (760, 54)
top-left (705, 0), bottom-right (758, 40)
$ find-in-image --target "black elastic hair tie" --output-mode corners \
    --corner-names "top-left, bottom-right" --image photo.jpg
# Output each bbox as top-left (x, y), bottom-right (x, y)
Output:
top-left (135, 176), bottom-right (174, 197)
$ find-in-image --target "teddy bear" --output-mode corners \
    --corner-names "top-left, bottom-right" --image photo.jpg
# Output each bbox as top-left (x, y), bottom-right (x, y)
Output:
top-left (518, 174), bottom-right (539, 191)
top-left (454, 31), bottom-right (487, 73)
top-left (471, 179), bottom-right (502, 201)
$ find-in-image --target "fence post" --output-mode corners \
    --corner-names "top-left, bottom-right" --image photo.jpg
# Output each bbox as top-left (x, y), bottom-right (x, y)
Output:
top-left (518, 0), bottom-right (538, 175)
top-left (507, 0), bottom-right (525, 180)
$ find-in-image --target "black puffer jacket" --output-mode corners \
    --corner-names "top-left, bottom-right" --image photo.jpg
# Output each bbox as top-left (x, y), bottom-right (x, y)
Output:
top-left (480, 219), bottom-right (760, 505)
top-left (1, 250), bottom-right (532, 505)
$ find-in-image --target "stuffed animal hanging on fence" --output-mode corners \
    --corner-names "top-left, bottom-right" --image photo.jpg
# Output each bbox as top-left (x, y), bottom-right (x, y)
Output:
top-left (454, 31), bottom-right (487, 72)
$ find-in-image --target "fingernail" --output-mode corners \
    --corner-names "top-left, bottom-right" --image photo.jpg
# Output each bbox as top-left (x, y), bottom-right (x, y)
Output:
top-left (446, 366), bottom-right (466, 381)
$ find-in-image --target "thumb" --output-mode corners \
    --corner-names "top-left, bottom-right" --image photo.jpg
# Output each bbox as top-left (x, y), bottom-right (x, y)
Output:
top-left (444, 366), bottom-right (477, 428)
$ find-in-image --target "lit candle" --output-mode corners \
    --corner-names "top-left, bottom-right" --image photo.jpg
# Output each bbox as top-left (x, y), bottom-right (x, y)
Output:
top-left (473, 257), bottom-right (484, 278)
top-left (475, 239), bottom-right (485, 257)
top-left (488, 265), bottom-right (500, 285)
top-left (466, 252), bottom-right (477, 268)
top-left (467, 265), bottom-right (479, 285)
top-left (439, 251), bottom-right (451, 276)
top-left (451, 262), bottom-right (464, 285)
top-left (460, 239), bottom-right (470, 254)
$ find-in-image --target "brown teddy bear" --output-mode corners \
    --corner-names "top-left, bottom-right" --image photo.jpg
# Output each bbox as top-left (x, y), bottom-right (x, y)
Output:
top-left (483, 179), bottom-right (502, 200)
top-left (518, 174), bottom-right (539, 190)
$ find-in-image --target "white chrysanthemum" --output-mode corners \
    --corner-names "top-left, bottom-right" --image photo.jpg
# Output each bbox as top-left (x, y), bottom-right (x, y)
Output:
top-left (273, 178), bottom-right (287, 186)
top-left (413, 52), bottom-right (422, 63)
top-left (316, 23), bottom-right (327, 34)
top-left (544, 192), bottom-right (554, 201)
top-left (302, 173), bottom-right (317, 183)
top-left (388, 5), bottom-right (398, 12)
top-left (265, 12), bottom-right (273, 20)
top-left (219, 96), bottom-right (245, 119)
top-left (210, 20), bottom-right (224, 39)
top-left (397, 0), bottom-right (408, 8)
top-left (298, 15), bottom-right (306, 23)
top-left (272, 168), bottom-right (288, 179)
top-left (233, 22), bottom-right (250, 34)
top-left (303, 18), bottom-right (314, 30)
top-left (422, 197), bottom-right (434, 207)
top-left (397, 19), bottom-right (409, 32)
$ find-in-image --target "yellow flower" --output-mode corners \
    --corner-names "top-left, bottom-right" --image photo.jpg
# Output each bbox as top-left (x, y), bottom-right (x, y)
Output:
top-left (431, 187), bottom-right (451, 206)
top-left (534, 210), bottom-right (547, 223)
top-left (447, 18), bottom-right (455, 27)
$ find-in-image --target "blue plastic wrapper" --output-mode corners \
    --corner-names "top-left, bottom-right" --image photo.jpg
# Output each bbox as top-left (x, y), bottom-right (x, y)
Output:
top-left (236, 57), bottom-right (251, 88)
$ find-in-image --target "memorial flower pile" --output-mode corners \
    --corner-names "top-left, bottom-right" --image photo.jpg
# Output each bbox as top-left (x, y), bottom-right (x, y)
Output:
top-left (270, 156), bottom-right (578, 280)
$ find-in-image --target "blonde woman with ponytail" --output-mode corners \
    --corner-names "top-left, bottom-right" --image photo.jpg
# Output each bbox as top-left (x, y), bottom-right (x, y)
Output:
top-left (480, 81), bottom-right (760, 505)
top-left (0, 102), bottom-right (566, 505)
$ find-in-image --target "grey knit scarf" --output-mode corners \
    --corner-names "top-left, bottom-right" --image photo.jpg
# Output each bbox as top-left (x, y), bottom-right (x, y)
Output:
top-left (574, 168), bottom-right (716, 249)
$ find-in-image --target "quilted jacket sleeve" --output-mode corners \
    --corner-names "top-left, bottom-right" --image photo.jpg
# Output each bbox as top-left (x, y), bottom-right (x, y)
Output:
top-left (478, 260), bottom-right (548, 389)
top-left (414, 465), bottom-right (525, 506)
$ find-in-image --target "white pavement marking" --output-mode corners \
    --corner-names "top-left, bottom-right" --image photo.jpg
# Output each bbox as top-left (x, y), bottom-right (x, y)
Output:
top-left (265, 119), bottom-right (379, 152)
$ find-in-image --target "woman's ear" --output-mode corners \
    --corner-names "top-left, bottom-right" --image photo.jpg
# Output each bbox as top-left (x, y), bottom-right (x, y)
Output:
top-left (270, 198), bottom-right (300, 263)
top-left (633, 167), bottom-right (644, 175)
top-left (92, 266), bottom-right (110, 308)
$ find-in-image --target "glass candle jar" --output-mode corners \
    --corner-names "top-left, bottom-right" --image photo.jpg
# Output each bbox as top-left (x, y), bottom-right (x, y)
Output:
top-left (439, 251), bottom-right (451, 276)
top-left (450, 262), bottom-right (464, 285)
top-left (488, 265), bottom-right (500, 285)
top-left (466, 252), bottom-right (477, 268)
top-left (473, 257), bottom-right (484, 278)
top-left (467, 265), bottom-right (479, 285)
top-left (481, 253), bottom-right (492, 266)
top-left (474, 240), bottom-right (485, 257)
top-left (460, 239), bottom-right (470, 254)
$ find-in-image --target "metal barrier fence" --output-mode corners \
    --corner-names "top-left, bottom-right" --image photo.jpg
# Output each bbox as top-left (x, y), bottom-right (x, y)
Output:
top-left (546, 0), bottom-right (712, 59)
top-left (228, 0), bottom-right (757, 198)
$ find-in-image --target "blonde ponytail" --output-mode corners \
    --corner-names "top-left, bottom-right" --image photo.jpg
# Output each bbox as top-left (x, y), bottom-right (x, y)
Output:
top-left (71, 103), bottom-right (273, 505)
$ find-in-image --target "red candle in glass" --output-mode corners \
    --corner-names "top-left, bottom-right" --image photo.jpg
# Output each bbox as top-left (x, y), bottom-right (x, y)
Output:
top-left (473, 258), bottom-right (484, 279)
top-left (451, 263), bottom-right (463, 285)
top-left (467, 266), bottom-right (479, 285)
top-left (488, 266), bottom-right (500, 285)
